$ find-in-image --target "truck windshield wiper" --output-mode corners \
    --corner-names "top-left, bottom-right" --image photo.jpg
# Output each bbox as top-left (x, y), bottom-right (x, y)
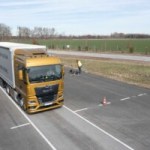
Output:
top-left (29, 76), bottom-right (45, 83)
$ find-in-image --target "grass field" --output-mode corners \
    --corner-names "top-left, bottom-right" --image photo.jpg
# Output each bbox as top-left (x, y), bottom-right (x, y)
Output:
top-left (11, 38), bottom-right (150, 55)
top-left (60, 57), bottom-right (150, 89)
top-left (8, 38), bottom-right (150, 88)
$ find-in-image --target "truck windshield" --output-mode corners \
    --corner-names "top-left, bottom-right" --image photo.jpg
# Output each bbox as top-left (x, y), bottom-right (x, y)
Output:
top-left (28, 64), bottom-right (62, 83)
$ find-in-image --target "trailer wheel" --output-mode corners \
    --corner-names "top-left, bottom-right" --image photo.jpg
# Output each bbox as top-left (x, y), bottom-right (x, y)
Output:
top-left (6, 84), bottom-right (11, 95)
top-left (0, 78), bottom-right (2, 87)
top-left (0, 78), bottom-right (5, 88)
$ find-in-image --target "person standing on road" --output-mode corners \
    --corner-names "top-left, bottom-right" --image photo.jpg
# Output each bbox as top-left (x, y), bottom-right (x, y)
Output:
top-left (77, 60), bottom-right (82, 74)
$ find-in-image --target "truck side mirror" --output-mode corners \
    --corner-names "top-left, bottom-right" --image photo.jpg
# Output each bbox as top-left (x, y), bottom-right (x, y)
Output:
top-left (18, 70), bottom-right (23, 80)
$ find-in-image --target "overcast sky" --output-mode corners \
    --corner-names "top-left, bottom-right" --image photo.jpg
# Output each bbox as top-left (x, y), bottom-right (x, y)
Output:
top-left (0, 0), bottom-right (150, 35)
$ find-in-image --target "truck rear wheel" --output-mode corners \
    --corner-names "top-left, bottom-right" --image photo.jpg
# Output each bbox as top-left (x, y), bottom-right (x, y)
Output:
top-left (6, 84), bottom-right (11, 95)
top-left (0, 78), bottom-right (2, 87)
top-left (0, 78), bottom-right (5, 88)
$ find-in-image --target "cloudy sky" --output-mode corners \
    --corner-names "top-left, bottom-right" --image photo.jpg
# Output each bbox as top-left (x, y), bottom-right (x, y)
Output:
top-left (0, 0), bottom-right (150, 35)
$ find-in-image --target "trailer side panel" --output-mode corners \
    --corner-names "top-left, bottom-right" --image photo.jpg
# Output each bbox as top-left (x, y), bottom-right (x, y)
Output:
top-left (0, 47), bottom-right (15, 88)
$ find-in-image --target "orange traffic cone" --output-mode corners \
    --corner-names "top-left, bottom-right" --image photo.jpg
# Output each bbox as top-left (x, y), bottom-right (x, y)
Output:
top-left (101, 97), bottom-right (107, 105)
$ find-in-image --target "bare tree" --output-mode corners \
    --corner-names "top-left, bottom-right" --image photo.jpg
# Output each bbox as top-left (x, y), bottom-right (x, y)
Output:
top-left (0, 23), bottom-right (12, 40)
top-left (49, 28), bottom-right (55, 37)
top-left (17, 26), bottom-right (31, 38)
top-left (43, 27), bottom-right (49, 38)
top-left (32, 27), bottom-right (42, 38)
top-left (31, 27), bottom-right (56, 38)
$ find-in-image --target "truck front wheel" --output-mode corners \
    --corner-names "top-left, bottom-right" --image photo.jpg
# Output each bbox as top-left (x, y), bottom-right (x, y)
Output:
top-left (19, 97), bottom-right (24, 107)
top-left (14, 92), bottom-right (26, 111)
top-left (19, 96), bottom-right (26, 111)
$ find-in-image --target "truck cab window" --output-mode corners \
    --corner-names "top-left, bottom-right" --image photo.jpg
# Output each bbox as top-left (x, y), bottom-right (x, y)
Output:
top-left (28, 64), bottom-right (62, 83)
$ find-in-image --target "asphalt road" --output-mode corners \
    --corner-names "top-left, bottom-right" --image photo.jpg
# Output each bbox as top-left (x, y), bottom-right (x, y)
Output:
top-left (0, 69), bottom-right (150, 150)
top-left (49, 50), bottom-right (150, 62)
top-left (0, 87), bottom-right (52, 150)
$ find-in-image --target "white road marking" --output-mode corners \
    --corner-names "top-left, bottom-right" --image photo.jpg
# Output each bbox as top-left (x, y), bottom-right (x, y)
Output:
top-left (75, 102), bottom-right (112, 112)
top-left (74, 107), bottom-right (88, 113)
top-left (0, 87), bottom-right (57, 150)
top-left (121, 93), bottom-right (147, 101)
top-left (99, 102), bottom-right (111, 106)
top-left (11, 123), bottom-right (30, 129)
top-left (120, 97), bottom-right (130, 101)
top-left (106, 102), bottom-right (111, 105)
top-left (64, 105), bottom-right (134, 150)
top-left (138, 93), bottom-right (146, 97)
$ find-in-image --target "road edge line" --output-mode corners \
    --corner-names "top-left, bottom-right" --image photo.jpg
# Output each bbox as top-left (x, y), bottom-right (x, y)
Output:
top-left (64, 105), bottom-right (134, 150)
top-left (0, 87), bottom-right (57, 150)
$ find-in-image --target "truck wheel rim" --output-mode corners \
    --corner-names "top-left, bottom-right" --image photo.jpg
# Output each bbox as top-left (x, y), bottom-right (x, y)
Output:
top-left (20, 98), bottom-right (24, 107)
top-left (6, 86), bottom-right (10, 95)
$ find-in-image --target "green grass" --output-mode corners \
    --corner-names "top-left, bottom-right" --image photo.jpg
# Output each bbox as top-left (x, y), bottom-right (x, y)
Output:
top-left (10, 38), bottom-right (150, 55)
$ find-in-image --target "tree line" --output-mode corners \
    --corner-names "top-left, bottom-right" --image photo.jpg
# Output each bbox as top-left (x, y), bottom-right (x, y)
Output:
top-left (0, 23), bottom-right (56, 40)
top-left (1, 23), bottom-right (150, 40)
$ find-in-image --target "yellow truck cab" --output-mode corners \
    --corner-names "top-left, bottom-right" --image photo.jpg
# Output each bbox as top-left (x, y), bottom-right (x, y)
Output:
top-left (0, 42), bottom-right (64, 113)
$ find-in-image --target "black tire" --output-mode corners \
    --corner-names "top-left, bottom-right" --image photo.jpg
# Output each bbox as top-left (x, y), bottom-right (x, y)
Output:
top-left (0, 78), bottom-right (5, 88)
top-left (19, 96), bottom-right (26, 111)
top-left (0, 78), bottom-right (2, 87)
top-left (14, 92), bottom-right (26, 111)
top-left (6, 84), bottom-right (11, 95)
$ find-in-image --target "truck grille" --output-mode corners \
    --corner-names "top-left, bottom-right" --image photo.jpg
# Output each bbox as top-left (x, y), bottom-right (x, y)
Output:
top-left (35, 84), bottom-right (58, 105)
